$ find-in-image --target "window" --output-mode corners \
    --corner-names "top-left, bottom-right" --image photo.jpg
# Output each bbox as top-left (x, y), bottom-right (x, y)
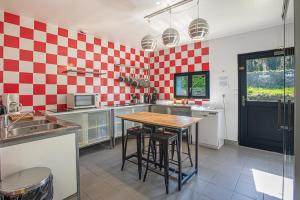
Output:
top-left (174, 71), bottom-right (210, 99)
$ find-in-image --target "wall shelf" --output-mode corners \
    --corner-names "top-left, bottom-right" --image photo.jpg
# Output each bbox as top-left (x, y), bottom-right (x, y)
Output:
top-left (63, 66), bottom-right (106, 76)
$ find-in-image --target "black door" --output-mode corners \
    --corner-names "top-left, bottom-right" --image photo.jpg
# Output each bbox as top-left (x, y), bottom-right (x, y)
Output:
top-left (238, 48), bottom-right (294, 153)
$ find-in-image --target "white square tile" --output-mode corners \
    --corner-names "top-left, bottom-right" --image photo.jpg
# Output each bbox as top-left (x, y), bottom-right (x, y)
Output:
top-left (4, 47), bottom-right (19, 60)
top-left (46, 85), bottom-right (57, 94)
top-left (33, 95), bottom-right (45, 105)
top-left (33, 74), bottom-right (46, 84)
top-left (3, 71), bottom-right (19, 83)
top-left (33, 30), bottom-right (46, 42)
top-left (67, 85), bottom-right (77, 93)
top-left (4, 23), bottom-right (20, 37)
top-left (46, 23), bottom-right (58, 35)
top-left (19, 84), bottom-right (33, 95)
top-left (20, 16), bottom-right (34, 29)
top-left (19, 61), bottom-right (33, 72)
top-left (20, 38), bottom-right (34, 51)
top-left (57, 75), bottom-right (67, 85)
top-left (46, 43), bottom-right (57, 54)
top-left (68, 48), bottom-right (77, 58)
top-left (46, 64), bottom-right (57, 74)
top-left (57, 36), bottom-right (68, 46)
top-left (57, 94), bottom-right (67, 104)
top-left (33, 52), bottom-right (46, 63)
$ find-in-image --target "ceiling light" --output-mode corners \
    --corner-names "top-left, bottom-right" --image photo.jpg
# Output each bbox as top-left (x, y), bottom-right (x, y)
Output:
top-left (141, 35), bottom-right (157, 52)
top-left (162, 9), bottom-right (180, 47)
top-left (156, 1), bottom-right (161, 5)
top-left (188, 0), bottom-right (209, 41)
top-left (162, 28), bottom-right (180, 47)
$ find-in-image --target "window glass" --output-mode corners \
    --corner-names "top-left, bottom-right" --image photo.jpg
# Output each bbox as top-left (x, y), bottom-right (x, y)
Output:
top-left (246, 55), bottom-right (294, 102)
top-left (192, 75), bottom-right (206, 97)
top-left (175, 76), bottom-right (188, 96)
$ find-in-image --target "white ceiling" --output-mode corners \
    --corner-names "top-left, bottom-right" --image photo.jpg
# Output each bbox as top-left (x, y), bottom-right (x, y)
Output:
top-left (0, 0), bottom-right (293, 50)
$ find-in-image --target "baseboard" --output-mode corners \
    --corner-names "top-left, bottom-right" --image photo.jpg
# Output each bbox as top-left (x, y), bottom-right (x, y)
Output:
top-left (224, 139), bottom-right (239, 146)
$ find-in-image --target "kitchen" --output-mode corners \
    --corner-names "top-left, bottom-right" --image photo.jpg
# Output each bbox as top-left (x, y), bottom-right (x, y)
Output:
top-left (0, 0), bottom-right (299, 200)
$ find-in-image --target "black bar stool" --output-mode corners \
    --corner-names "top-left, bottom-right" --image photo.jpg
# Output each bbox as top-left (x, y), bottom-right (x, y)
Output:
top-left (143, 130), bottom-right (180, 194)
top-left (167, 128), bottom-right (193, 167)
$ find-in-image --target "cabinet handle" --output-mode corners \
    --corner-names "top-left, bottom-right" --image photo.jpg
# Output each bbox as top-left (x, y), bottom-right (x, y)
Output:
top-left (241, 96), bottom-right (246, 107)
top-left (288, 100), bottom-right (292, 131)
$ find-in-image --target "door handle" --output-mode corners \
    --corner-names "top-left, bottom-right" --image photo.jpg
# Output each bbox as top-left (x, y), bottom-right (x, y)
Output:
top-left (277, 100), bottom-right (282, 130)
top-left (288, 100), bottom-right (292, 131)
top-left (241, 96), bottom-right (246, 107)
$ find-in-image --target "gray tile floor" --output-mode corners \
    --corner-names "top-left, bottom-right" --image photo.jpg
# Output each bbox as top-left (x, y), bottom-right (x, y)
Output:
top-left (76, 140), bottom-right (285, 200)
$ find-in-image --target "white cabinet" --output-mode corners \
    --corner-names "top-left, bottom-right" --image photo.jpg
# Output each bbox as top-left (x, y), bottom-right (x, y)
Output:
top-left (55, 110), bottom-right (111, 148)
top-left (191, 109), bottom-right (225, 149)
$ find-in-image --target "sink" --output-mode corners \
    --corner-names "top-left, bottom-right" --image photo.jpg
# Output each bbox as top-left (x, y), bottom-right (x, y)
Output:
top-left (10, 120), bottom-right (51, 129)
top-left (9, 123), bottom-right (63, 136)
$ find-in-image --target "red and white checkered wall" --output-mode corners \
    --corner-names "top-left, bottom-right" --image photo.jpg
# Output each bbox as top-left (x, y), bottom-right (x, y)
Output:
top-left (149, 42), bottom-right (209, 101)
top-left (0, 11), bottom-right (150, 111)
top-left (0, 11), bottom-right (209, 111)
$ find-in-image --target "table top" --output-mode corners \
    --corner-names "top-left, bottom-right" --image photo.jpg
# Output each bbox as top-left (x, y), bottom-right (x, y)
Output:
top-left (116, 112), bottom-right (202, 129)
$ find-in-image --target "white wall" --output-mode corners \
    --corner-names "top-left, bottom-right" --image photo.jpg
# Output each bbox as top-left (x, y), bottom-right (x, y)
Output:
top-left (208, 24), bottom-right (294, 141)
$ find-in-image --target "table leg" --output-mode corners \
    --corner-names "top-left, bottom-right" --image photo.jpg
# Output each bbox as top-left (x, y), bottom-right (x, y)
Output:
top-left (178, 129), bottom-right (182, 191)
top-left (121, 119), bottom-right (125, 171)
top-left (195, 122), bottom-right (199, 174)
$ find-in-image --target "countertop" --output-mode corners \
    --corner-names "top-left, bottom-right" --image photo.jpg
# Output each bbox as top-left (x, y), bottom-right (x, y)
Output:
top-left (0, 112), bottom-right (81, 147)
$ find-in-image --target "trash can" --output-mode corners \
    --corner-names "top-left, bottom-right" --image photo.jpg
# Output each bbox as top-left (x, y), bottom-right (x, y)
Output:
top-left (0, 167), bottom-right (53, 200)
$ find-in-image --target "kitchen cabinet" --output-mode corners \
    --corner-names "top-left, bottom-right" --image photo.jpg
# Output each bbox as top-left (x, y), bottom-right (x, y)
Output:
top-left (191, 109), bottom-right (225, 149)
top-left (113, 105), bottom-right (149, 138)
top-left (150, 105), bottom-right (191, 116)
top-left (150, 105), bottom-right (169, 114)
top-left (55, 110), bottom-right (111, 148)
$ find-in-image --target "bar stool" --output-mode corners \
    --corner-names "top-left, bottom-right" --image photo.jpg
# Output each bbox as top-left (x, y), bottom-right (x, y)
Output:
top-left (122, 126), bottom-right (153, 180)
top-left (167, 128), bottom-right (193, 167)
top-left (0, 167), bottom-right (53, 200)
top-left (143, 130), bottom-right (180, 194)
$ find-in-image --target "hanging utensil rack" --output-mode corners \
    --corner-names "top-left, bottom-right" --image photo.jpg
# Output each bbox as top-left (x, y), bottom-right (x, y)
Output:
top-left (63, 66), bottom-right (106, 76)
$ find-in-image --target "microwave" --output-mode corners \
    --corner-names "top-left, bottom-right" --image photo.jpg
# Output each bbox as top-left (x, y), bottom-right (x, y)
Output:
top-left (67, 93), bottom-right (99, 109)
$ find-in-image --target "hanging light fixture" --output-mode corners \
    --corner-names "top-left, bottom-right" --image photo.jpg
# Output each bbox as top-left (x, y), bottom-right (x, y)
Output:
top-left (188, 0), bottom-right (209, 41)
top-left (141, 18), bottom-right (157, 52)
top-left (162, 9), bottom-right (180, 47)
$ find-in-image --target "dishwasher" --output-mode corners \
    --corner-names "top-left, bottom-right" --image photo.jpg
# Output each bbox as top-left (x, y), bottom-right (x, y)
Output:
top-left (191, 109), bottom-right (225, 149)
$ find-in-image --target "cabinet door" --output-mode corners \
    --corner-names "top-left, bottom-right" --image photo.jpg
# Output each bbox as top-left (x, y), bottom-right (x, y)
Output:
top-left (114, 108), bottom-right (135, 137)
top-left (151, 105), bottom-right (169, 114)
top-left (55, 113), bottom-right (88, 147)
top-left (133, 106), bottom-right (149, 113)
top-left (87, 111), bottom-right (110, 144)
top-left (170, 107), bottom-right (191, 116)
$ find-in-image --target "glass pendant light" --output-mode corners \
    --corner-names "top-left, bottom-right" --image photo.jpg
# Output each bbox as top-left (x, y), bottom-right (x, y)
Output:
top-left (141, 18), bottom-right (157, 52)
top-left (162, 9), bottom-right (180, 47)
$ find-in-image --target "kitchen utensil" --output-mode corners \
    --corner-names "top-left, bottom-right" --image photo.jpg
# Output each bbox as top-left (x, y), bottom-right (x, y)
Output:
top-left (118, 66), bottom-right (125, 82)
top-left (131, 71), bottom-right (139, 88)
top-left (144, 72), bottom-right (151, 88)
top-left (9, 112), bottom-right (33, 121)
top-left (139, 73), bottom-right (146, 88)
top-left (124, 67), bottom-right (130, 83)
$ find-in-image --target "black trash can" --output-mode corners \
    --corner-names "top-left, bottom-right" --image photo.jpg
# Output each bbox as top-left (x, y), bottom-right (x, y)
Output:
top-left (0, 167), bottom-right (53, 200)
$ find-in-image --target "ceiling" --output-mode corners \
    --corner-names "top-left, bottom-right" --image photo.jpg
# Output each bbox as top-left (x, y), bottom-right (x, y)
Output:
top-left (0, 0), bottom-right (294, 50)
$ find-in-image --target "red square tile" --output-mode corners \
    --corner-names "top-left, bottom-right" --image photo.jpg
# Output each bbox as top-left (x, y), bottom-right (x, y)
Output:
top-left (101, 47), bottom-right (108, 54)
top-left (120, 45), bottom-right (126, 52)
top-left (33, 105), bottom-right (46, 111)
top-left (94, 38), bottom-right (101, 45)
top-left (175, 52), bottom-right (181, 59)
top-left (34, 84), bottom-right (46, 95)
top-left (19, 72), bottom-right (33, 83)
top-left (93, 86), bottom-right (100, 93)
top-left (195, 56), bottom-right (202, 64)
top-left (86, 43), bottom-right (94, 52)
top-left (85, 77), bottom-right (93, 85)
top-left (101, 94), bottom-right (107, 102)
top-left (68, 57), bottom-right (77, 66)
top-left (4, 12), bottom-right (20, 25)
top-left (58, 27), bottom-right (68, 37)
top-left (46, 74), bottom-right (57, 84)
top-left (4, 35), bottom-right (19, 48)
top-left (0, 22), bottom-right (3, 34)
top-left (202, 47), bottom-right (209, 55)
top-left (19, 95), bottom-right (33, 106)
top-left (57, 85), bottom-right (67, 94)
top-left (4, 59), bottom-right (19, 71)
top-left (94, 53), bottom-right (101, 61)
top-left (4, 83), bottom-right (19, 93)
top-left (67, 76), bottom-right (77, 85)
top-left (188, 50), bottom-right (194, 57)
top-left (20, 27), bottom-right (34, 39)
top-left (86, 60), bottom-right (93, 68)
top-left (46, 33), bottom-right (58, 44)
top-left (77, 85), bottom-right (85, 93)
top-left (57, 46), bottom-right (67, 56)
top-left (34, 63), bottom-right (46, 73)
top-left (130, 48), bottom-right (135, 54)
top-left (34, 41), bottom-right (46, 52)
top-left (34, 20), bottom-right (47, 32)
top-left (20, 49), bottom-right (33, 61)
top-left (188, 65), bottom-right (195, 72)
top-left (181, 44), bottom-right (188, 51)
top-left (202, 63), bottom-right (209, 71)
top-left (77, 50), bottom-right (86, 59)
top-left (68, 38), bottom-right (77, 49)
top-left (46, 54), bottom-right (57, 64)
top-left (194, 42), bottom-right (201, 49)
top-left (77, 33), bottom-right (86, 41)
top-left (0, 46), bottom-right (3, 58)
top-left (181, 58), bottom-right (188, 65)
top-left (108, 41), bottom-right (114, 49)
top-left (57, 104), bottom-right (67, 110)
top-left (46, 95), bottom-right (57, 105)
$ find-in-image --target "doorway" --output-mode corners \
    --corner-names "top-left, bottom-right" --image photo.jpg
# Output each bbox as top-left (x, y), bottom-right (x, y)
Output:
top-left (238, 48), bottom-right (294, 154)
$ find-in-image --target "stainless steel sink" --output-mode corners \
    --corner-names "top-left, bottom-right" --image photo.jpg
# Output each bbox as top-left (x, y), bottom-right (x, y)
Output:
top-left (10, 120), bottom-right (51, 129)
top-left (9, 123), bottom-right (63, 136)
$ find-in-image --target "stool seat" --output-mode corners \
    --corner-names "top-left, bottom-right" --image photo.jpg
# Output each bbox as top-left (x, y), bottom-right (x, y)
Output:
top-left (0, 167), bottom-right (52, 196)
top-left (150, 131), bottom-right (177, 141)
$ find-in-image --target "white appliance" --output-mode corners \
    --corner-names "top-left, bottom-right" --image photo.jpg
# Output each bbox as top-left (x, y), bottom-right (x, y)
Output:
top-left (191, 108), bottom-right (225, 149)
top-left (2, 94), bottom-right (22, 113)
top-left (67, 93), bottom-right (99, 109)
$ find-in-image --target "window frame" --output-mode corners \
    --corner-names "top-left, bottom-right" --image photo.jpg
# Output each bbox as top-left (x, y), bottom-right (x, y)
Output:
top-left (174, 71), bottom-right (210, 99)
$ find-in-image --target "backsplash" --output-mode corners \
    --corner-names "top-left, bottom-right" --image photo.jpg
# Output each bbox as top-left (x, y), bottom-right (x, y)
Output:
top-left (0, 11), bottom-right (149, 111)
top-left (149, 42), bottom-right (209, 101)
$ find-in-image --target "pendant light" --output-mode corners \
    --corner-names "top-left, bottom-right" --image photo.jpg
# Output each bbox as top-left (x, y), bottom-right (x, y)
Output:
top-left (188, 0), bottom-right (209, 41)
top-left (162, 9), bottom-right (180, 47)
top-left (141, 18), bottom-right (157, 52)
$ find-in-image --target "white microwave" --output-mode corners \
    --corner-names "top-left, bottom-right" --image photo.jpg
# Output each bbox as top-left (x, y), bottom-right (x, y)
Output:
top-left (67, 93), bottom-right (99, 109)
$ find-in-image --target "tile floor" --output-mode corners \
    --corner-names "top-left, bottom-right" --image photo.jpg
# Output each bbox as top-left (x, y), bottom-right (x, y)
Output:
top-left (75, 139), bottom-right (287, 200)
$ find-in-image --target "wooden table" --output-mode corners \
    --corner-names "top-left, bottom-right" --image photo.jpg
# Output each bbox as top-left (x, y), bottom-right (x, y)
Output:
top-left (116, 112), bottom-right (202, 190)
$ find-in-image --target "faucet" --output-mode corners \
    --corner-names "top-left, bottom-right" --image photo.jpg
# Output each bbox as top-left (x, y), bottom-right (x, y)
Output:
top-left (4, 111), bottom-right (33, 132)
